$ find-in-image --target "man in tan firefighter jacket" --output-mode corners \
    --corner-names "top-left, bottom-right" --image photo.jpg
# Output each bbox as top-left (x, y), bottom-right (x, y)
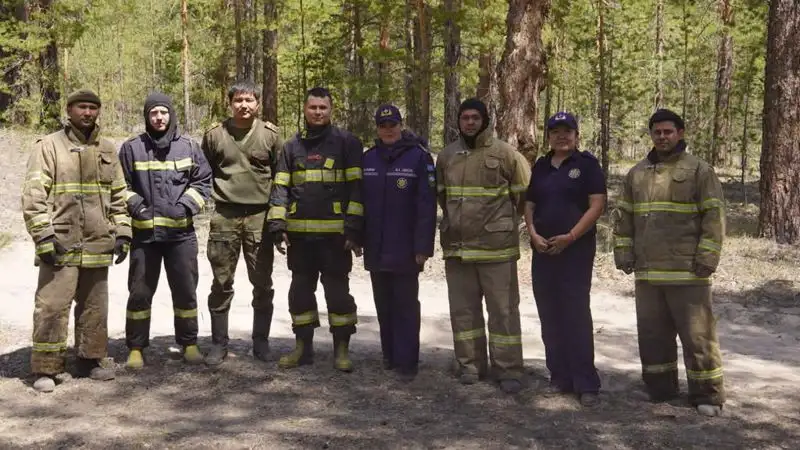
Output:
top-left (202, 81), bottom-right (283, 366)
top-left (436, 98), bottom-right (531, 394)
top-left (267, 87), bottom-right (363, 372)
top-left (613, 109), bottom-right (726, 417)
top-left (21, 89), bottom-right (132, 393)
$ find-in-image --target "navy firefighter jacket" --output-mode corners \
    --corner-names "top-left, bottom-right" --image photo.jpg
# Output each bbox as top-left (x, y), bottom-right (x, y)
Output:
top-left (362, 130), bottom-right (437, 273)
top-left (119, 132), bottom-right (212, 244)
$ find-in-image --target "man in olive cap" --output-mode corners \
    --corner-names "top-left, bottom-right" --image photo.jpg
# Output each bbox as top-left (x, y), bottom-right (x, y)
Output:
top-left (22, 89), bottom-right (132, 392)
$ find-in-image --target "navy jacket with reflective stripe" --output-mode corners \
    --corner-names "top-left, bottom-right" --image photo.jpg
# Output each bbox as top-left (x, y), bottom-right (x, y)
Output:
top-left (119, 132), bottom-right (212, 243)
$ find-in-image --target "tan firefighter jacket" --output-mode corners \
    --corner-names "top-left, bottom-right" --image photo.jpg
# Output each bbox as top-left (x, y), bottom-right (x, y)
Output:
top-left (436, 128), bottom-right (530, 263)
top-left (613, 148), bottom-right (725, 285)
top-left (21, 123), bottom-right (132, 267)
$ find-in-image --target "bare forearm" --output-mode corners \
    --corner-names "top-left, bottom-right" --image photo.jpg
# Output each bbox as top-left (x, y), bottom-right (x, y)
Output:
top-left (524, 201), bottom-right (536, 235)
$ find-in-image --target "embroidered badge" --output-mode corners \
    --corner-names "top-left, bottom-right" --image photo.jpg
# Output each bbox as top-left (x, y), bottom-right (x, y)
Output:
top-left (428, 174), bottom-right (436, 187)
top-left (568, 168), bottom-right (581, 179)
top-left (396, 177), bottom-right (408, 189)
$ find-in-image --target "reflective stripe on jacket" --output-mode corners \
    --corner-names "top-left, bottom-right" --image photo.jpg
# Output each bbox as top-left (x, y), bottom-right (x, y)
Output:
top-left (267, 126), bottom-right (364, 241)
top-left (436, 128), bottom-right (530, 263)
top-left (119, 133), bottom-right (212, 243)
top-left (613, 148), bottom-right (725, 285)
top-left (21, 124), bottom-right (133, 267)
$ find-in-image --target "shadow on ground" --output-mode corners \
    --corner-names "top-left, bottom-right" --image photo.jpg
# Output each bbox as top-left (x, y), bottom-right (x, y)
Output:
top-left (1, 325), bottom-right (799, 449)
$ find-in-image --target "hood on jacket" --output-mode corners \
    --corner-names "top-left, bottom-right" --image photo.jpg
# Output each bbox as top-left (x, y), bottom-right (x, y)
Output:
top-left (374, 130), bottom-right (428, 162)
top-left (143, 92), bottom-right (178, 150)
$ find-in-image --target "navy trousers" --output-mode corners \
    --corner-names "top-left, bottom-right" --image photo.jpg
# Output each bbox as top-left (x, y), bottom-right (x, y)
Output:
top-left (532, 236), bottom-right (600, 394)
top-left (369, 271), bottom-right (421, 374)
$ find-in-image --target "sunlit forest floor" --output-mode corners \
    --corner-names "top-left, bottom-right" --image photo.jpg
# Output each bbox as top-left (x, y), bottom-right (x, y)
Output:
top-left (1, 129), bottom-right (798, 449)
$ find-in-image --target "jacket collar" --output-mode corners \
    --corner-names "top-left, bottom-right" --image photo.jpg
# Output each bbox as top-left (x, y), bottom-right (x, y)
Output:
top-left (65, 121), bottom-right (100, 145)
top-left (459, 126), bottom-right (493, 150)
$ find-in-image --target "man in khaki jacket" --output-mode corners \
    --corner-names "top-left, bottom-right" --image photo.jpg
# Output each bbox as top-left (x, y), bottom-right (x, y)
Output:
top-left (614, 109), bottom-right (725, 417)
top-left (436, 98), bottom-right (530, 394)
top-left (21, 89), bottom-right (132, 392)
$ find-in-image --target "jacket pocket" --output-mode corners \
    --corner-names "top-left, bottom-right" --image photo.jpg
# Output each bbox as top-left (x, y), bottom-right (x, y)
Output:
top-left (484, 217), bottom-right (515, 233)
top-left (98, 151), bottom-right (116, 183)
top-left (670, 169), bottom-right (696, 203)
top-left (481, 156), bottom-right (503, 187)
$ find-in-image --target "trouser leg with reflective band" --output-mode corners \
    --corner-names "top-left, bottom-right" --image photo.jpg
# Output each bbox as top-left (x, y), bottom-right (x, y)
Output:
top-left (635, 281), bottom-right (680, 399)
top-left (32, 265), bottom-right (109, 375)
top-left (370, 271), bottom-right (421, 371)
top-left (667, 284), bottom-right (725, 405)
top-left (445, 259), bottom-right (488, 376)
top-left (478, 261), bottom-right (524, 381)
top-left (242, 211), bottom-right (275, 341)
top-left (286, 238), bottom-right (322, 332)
top-left (126, 242), bottom-right (163, 349)
top-left (319, 237), bottom-right (357, 336)
top-left (163, 237), bottom-right (199, 346)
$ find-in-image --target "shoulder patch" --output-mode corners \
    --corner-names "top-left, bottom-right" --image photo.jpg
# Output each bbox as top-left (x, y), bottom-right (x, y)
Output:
top-left (263, 121), bottom-right (279, 133)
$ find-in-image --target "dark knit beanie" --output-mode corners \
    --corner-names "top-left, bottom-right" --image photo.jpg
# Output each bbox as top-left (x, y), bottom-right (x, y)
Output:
top-left (458, 98), bottom-right (489, 124)
top-left (143, 92), bottom-right (177, 150)
top-left (67, 89), bottom-right (101, 107)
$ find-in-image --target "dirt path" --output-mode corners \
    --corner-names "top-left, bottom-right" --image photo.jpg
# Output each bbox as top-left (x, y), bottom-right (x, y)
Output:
top-left (1, 240), bottom-right (799, 449)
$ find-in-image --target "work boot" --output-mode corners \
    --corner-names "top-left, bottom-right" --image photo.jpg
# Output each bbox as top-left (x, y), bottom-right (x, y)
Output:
top-left (580, 392), bottom-right (601, 407)
top-left (333, 333), bottom-right (353, 373)
top-left (500, 379), bottom-right (522, 394)
top-left (33, 375), bottom-right (55, 393)
top-left (697, 404), bottom-right (722, 417)
top-left (126, 348), bottom-right (144, 370)
top-left (459, 372), bottom-right (479, 385)
top-left (183, 345), bottom-right (204, 365)
top-left (76, 358), bottom-right (115, 381)
top-left (205, 313), bottom-right (229, 366)
top-left (252, 307), bottom-right (273, 362)
top-left (395, 369), bottom-right (417, 383)
top-left (278, 328), bottom-right (314, 369)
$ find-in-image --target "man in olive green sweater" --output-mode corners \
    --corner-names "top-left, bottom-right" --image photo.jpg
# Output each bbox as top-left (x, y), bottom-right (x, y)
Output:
top-left (202, 81), bottom-right (283, 366)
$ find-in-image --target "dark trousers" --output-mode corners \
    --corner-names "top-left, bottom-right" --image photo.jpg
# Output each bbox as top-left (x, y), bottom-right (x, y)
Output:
top-left (286, 236), bottom-right (357, 336)
top-left (370, 271), bottom-right (421, 373)
top-left (125, 237), bottom-right (199, 349)
top-left (532, 237), bottom-right (600, 394)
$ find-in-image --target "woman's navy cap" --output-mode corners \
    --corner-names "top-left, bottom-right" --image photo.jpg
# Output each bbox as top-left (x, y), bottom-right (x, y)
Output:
top-left (547, 112), bottom-right (579, 131)
top-left (375, 104), bottom-right (402, 125)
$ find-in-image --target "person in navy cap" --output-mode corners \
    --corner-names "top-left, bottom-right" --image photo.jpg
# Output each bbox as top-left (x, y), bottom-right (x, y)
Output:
top-left (361, 104), bottom-right (437, 382)
top-left (523, 112), bottom-right (607, 406)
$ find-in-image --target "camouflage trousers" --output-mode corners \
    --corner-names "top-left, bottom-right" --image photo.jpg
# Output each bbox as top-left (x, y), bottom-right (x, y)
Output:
top-left (31, 264), bottom-right (109, 375)
top-left (635, 281), bottom-right (725, 405)
top-left (207, 203), bottom-right (275, 342)
top-left (445, 259), bottom-right (523, 381)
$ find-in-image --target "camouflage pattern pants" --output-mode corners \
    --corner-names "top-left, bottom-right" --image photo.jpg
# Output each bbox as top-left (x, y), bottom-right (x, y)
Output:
top-left (206, 203), bottom-right (274, 338)
top-left (445, 259), bottom-right (523, 381)
top-left (31, 264), bottom-right (109, 375)
top-left (635, 281), bottom-right (725, 405)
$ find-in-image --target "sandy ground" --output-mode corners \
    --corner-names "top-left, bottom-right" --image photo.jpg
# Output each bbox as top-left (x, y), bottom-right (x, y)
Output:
top-left (1, 129), bottom-right (799, 449)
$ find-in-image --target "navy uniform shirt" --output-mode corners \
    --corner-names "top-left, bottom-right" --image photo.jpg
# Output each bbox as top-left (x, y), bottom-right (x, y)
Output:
top-left (525, 150), bottom-right (606, 241)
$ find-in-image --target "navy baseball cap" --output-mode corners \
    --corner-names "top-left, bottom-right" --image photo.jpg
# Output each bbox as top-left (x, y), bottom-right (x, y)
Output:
top-left (375, 104), bottom-right (402, 125)
top-left (547, 112), bottom-right (579, 131)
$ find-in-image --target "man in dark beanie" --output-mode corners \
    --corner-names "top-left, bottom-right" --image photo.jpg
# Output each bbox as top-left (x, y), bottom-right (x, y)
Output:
top-left (435, 97), bottom-right (531, 394)
top-left (22, 88), bottom-right (131, 392)
top-left (614, 108), bottom-right (726, 416)
top-left (118, 92), bottom-right (212, 369)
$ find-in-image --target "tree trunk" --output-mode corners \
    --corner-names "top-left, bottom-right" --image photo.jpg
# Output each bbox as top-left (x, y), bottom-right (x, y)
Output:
top-left (496, 0), bottom-right (550, 160)
top-left (596, 0), bottom-right (609, 178)
top-left (711, 0), bottom-right (734, 167)
top-left (377, 4), bottom-right (392, 101)
top-left (37, 0), bottom-right (59, 130)
top-left (234, 0), bottom-right (256, 82)
top-left (655, 0), bottom-right (664, 109)
top-left (758, 0), bottom-right (800, 244)
top-left (181, 0), bottom-right (191, 131)
top-left (404, 1), bottom-right (419, 135)
top-left (262, 0), bottom-right (278, 123)
top-left (476, 0), bottom-right (497, 119)
top-left (442, 0), bottom-right (461, 146)
top-left (416, 0), bottom-right (432, 143)
top-left (681, 0), bottom-right (690, 119)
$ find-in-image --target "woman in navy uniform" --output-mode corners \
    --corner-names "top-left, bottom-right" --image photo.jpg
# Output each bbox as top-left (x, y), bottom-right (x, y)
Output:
top-left (361, 104), bottom-right (437, 382)
top-left (523, 112), bottom-right (607, 406)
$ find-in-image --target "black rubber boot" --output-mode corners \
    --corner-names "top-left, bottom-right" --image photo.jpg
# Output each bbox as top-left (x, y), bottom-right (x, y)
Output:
top-left (205, 313), bottom-right (229, 366)
top-left (252, 307), bottom-right (273, 362)
top-left (278, 328), bottom-right (314, 369)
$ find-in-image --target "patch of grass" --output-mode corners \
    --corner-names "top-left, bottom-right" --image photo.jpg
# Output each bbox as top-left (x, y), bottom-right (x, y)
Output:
top-left (0, 232), bottom-right (11, 250)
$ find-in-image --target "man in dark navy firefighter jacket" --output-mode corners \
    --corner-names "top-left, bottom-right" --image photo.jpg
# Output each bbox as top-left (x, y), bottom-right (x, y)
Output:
top-left (362, 104), bottom-right (437, 381)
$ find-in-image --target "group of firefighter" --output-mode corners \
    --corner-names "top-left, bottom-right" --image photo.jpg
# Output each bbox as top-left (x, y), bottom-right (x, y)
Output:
top-left (20, 82), bottom-right (727, 417)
